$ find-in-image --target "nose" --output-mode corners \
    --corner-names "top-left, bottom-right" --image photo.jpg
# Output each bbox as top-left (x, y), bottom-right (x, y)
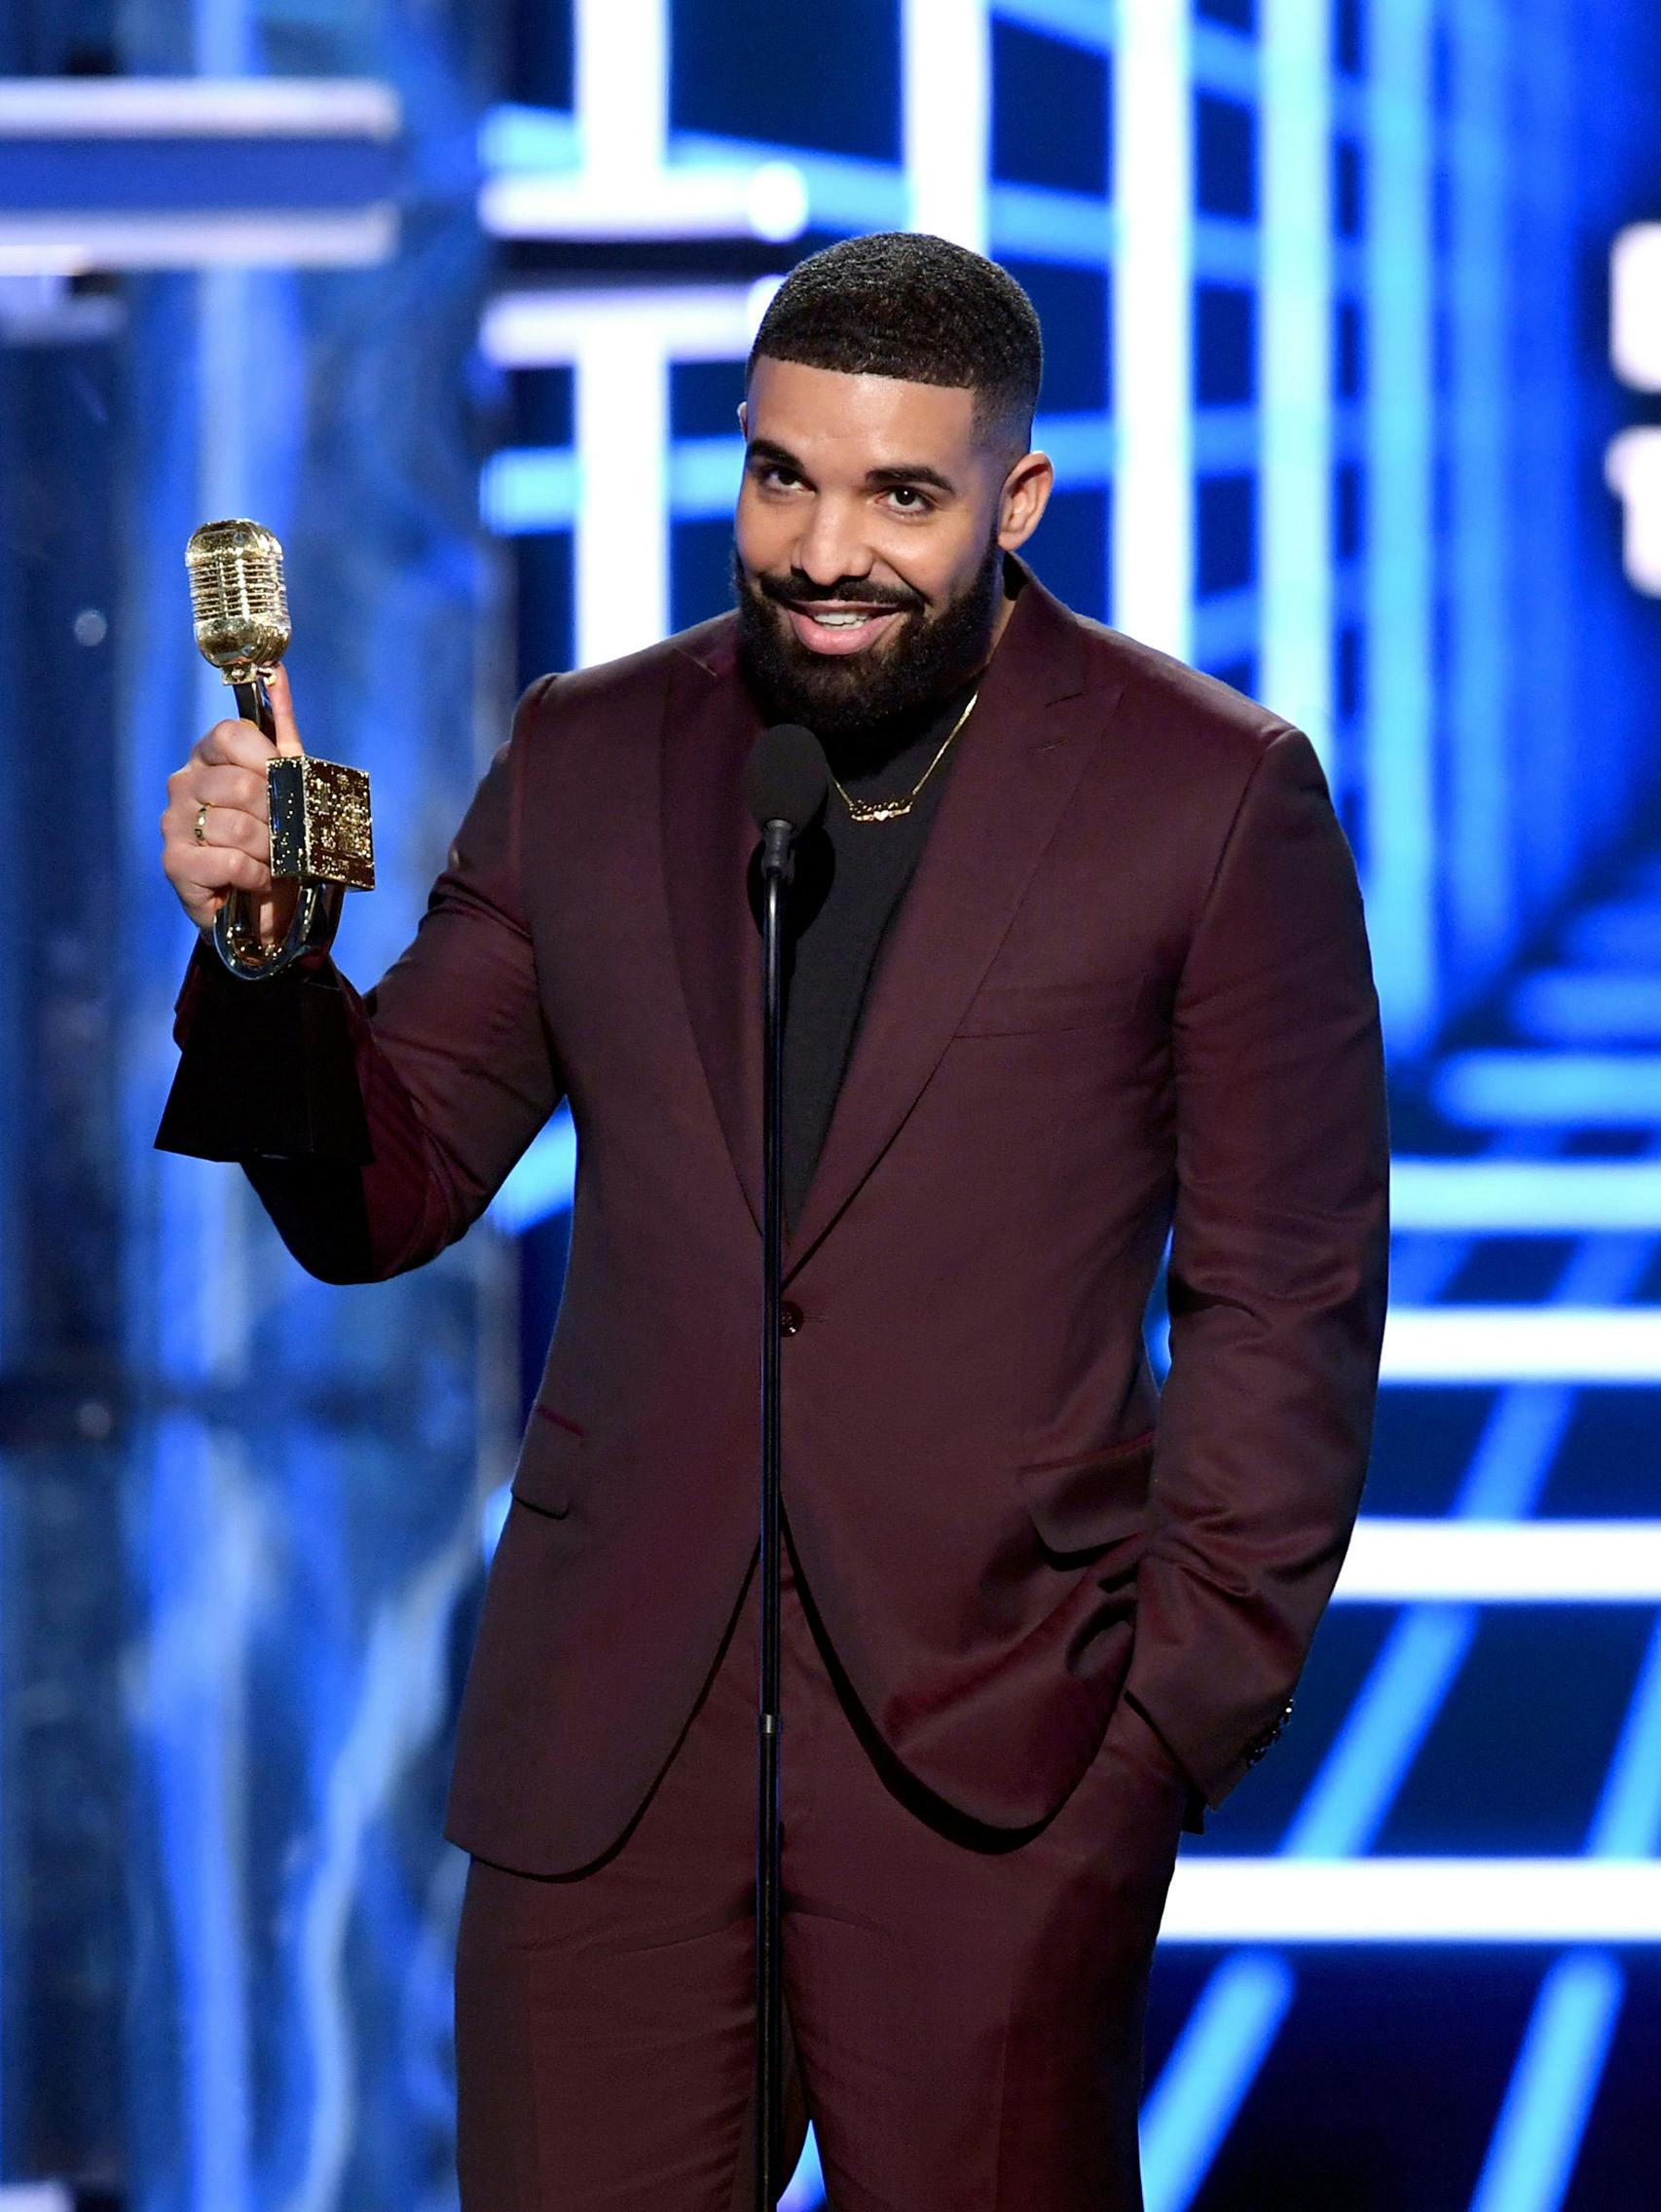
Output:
top-left (791, 496), bottom-right (874, 590)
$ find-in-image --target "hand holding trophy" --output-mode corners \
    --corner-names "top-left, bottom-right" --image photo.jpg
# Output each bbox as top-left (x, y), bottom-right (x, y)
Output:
top-left (167, 519), bottom-right (374, 977)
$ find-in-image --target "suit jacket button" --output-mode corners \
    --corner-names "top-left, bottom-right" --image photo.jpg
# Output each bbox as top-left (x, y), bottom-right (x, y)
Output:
top-left (779, 1301), bottom-right (803, 1337)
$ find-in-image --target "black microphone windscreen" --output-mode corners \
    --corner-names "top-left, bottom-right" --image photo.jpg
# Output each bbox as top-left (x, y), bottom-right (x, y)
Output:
top-left (745, 723), bottom-right (829, 834)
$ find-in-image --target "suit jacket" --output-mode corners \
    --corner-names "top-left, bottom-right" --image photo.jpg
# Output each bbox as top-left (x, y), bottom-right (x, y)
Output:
top-left (166, 561), bottom-right (1390, 1876)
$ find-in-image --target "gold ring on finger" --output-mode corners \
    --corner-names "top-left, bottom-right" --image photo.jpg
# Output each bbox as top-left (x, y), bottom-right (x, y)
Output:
top-left (193, 801), bottom-right (210, 846)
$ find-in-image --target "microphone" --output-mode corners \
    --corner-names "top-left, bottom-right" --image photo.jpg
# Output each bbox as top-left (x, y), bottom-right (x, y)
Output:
top-left (185, 518), bottom-right (375, 978)
top-left (744, 722), bottom-right (829, 883)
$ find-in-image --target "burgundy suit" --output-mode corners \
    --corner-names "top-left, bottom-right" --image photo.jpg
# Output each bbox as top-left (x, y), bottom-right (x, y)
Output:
top-left (167, 561), bottom-right (1388, 2203)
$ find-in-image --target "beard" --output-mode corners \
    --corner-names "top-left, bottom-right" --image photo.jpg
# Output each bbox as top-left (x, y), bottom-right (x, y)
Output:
top-left (732, 532), bottom-right (1003, 741)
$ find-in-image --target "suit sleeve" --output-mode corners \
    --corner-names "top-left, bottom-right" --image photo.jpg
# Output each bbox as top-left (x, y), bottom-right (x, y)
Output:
top-left (159, 674), bottom-right (564, 1283)
top-left (1123, 725), bottom-right (1390, 1810)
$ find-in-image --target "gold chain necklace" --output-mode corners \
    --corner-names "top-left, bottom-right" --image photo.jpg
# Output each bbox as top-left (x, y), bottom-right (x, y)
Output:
top-left (828, 689), bottom-right (978, 826)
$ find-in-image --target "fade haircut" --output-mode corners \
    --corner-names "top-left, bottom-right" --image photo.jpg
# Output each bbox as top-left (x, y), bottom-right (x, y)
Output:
top-left (747, 232), bottom-right (1043, 462)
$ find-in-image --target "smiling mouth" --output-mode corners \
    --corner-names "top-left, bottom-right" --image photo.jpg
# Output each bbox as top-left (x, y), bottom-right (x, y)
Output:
top-left (781, 598), bottom-right (916, 655)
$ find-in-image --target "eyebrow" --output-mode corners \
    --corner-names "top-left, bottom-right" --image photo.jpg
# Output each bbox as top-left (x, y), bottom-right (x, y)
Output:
top-left (745, 437), bottom-right (959, 498)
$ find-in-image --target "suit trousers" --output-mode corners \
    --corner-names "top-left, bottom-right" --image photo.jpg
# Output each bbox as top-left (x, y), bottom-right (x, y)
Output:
top-left (455, 1531), bottom-right (1188, 2211)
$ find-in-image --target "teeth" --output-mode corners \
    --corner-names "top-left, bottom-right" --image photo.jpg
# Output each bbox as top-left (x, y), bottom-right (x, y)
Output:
top-left (811, 610), bottom-right (874, 626)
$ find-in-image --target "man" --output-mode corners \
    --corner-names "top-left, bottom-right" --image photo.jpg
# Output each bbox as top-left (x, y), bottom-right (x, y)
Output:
top-left (159, 233), bottom-right (1389, 2209)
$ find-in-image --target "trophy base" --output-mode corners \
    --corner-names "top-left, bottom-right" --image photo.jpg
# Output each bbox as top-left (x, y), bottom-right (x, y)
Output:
top-left (155, 948), bottom-right (372, 1162)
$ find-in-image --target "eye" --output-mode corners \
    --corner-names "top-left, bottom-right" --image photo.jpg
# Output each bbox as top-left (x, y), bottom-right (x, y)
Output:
top-left (756, 462), bottom-right (802, 492)
top-left (884, 485), bottom-right (934, 513)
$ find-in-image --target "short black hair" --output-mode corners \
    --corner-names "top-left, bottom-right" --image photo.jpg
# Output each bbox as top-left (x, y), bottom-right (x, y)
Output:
top-left (747, 232), bottom-right (1043, 460)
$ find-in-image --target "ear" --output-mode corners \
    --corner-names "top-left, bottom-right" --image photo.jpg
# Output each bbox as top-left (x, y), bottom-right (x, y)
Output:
top-left (737, 398), bottom-right (749, 439)
top-left (997, 450), bottom-right (1054, 551)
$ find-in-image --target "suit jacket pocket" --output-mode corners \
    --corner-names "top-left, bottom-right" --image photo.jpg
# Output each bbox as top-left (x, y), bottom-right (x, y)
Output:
top-left (509, 1405), bottom-right (586, 1521)
top-left (1015, 1426), bottom-right (1156, 1556)
top-left (953, 975), bottom-right (1146, 1038)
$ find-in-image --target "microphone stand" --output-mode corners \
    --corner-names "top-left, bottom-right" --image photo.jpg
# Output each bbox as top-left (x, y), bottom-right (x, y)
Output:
top-left (756, 819), bottom-right (793, 2209)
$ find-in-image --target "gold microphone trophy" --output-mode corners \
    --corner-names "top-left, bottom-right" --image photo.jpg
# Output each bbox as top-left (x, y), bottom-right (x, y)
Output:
top-left (155, 521), bottom-right (377, 1161)
top-left (186, 519), bottom-right (375, 977)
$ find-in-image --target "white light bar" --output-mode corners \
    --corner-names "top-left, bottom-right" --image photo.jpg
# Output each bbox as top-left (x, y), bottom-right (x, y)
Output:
top-left (1112, 0), bottom-right (1192, 659)
top-left (1611, 223), bottom-right (1661, 392)
top-left (1389, 1158), bottom-right (1661, 1232)
top-left (1334, 1520), bottom-right (1661, 1604)
top-left (904, 0), bottom-right (989, 250)
top-left (480, 282), bottom-right (776, 368)
top-left (479, 163), bottom-right (808, 244)
top-left (1162, 1860), bottom-right (1661, 1944)
top-left (1382, 1306), bottom-right (1661, 1382)
top-left (1437, 1049), bottom-right (1661, 1124)
top-left (1606, 425), bottom-right (1661, 597)
top-left (0, 77), bottom-right (399, 139)
top-left (0, 208), bottom-right (396, 272)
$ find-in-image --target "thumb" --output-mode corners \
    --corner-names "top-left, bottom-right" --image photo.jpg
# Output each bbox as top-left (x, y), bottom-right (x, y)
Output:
top-left (267, 664), bottom-right (306, 757)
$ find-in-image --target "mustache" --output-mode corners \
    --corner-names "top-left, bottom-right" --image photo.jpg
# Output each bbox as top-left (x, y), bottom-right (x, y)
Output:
top-left (752, 570), bottom-right (926, 615)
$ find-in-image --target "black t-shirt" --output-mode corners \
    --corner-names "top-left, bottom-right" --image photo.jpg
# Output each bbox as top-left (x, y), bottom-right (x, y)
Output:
top-left (780, 683), bottom-right (976, 1233)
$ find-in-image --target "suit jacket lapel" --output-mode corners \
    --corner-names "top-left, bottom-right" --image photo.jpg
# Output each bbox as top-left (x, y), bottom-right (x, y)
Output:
top-left (660, 622), bottom-right (767, 1235)
top-left (782, 570), bottom-right (1122, 1280)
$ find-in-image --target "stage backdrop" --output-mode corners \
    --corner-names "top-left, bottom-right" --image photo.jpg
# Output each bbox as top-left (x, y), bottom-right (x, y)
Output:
top-left (1, 2), bottom-right (1660, 2209)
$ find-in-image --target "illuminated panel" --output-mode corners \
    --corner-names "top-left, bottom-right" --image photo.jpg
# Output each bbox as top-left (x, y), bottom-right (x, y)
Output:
top-left (1112, 0), bottom-right (1192, 659)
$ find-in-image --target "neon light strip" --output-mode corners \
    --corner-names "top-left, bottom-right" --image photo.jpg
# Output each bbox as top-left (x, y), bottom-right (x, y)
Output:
top-left (904, 0), bottom-right (989, 250)
top-left (479, 166), bottom-right (808, 245)
top-left (1112, 0), bottom-right (1192, 660)
top-left (1381, 1307), bottom-right (1661, 1382)
top-left (1467, 1955), bottom-right (1625, 2212)
top-left (1434, 1050), bottom-right (1661, 1125)
top-left (987, 182), bottom-right (1115, 264)
top-left (1161, 1861), bottom-right (1661, 1944)
top-left (1589, 1615), bottom-right (1661, 1856)
top-left (1389, 1159), bottom-right (1661, 1232)
top-left (1333, 1521), bottom-right (1661, 1604)
top-left (1363, 0), bottom-right (1437, 1056)
top-left (0, 209), bottom-right (396, 271)
top-left (574, 323), bottom-right (668, 668)
top-left (1510, 970), bottom-right (1661, 1044)
top-left (1139, 1956), bottom-right (1295, 2212)
top-left (575, 0), bottom-right (663, 171)
top-left (480, 284), bottom-right (774, 367)
top-left (1610, 224), bottom-right (1661, 393)
top-left (1443, 0), bottom-right (1513, 995)
top-left (0, 77), bottom-right (400, 137)
top-left (1259, 0), bottom-right (1333, 762)
top-left (1471, 1620), bottom-right (1661, 2208)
